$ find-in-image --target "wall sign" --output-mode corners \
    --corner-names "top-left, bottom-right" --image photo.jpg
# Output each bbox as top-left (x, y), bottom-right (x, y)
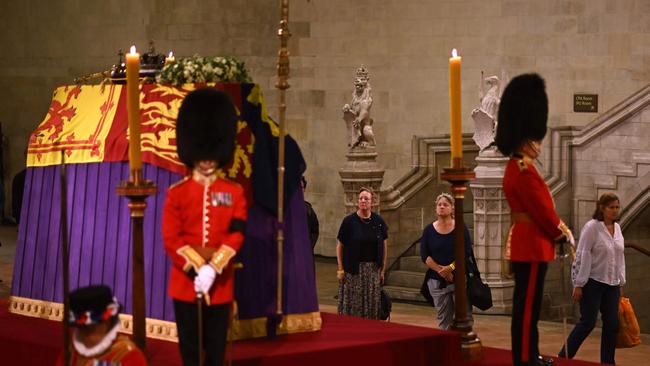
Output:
top-left (574, 94), bottom-right (598, 113)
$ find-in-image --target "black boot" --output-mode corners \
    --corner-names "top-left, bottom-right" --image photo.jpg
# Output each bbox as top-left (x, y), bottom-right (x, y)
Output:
top-left (535, 356), bottom-right (554, 366)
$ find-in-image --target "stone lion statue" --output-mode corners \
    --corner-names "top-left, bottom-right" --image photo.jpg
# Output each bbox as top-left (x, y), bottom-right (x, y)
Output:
top-left (342, 65), bottom-right (375, 148)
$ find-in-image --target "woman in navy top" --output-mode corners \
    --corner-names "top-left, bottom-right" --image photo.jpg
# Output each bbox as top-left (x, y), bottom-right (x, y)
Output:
top-left (420, 192), bottom-right (472, 330)
top-left (336, 187), bottom-right (388, 319)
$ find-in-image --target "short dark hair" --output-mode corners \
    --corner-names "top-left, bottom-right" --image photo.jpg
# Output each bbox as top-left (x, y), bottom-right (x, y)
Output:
top-left (592, 192), bottom-right (620, 221)
top-left (495, 73), bottom-right (549, 156)
top-left (301, 176), bottom-right (307, 189)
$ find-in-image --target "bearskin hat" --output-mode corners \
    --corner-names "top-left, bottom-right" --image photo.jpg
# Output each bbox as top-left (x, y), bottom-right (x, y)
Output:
top-left (69, 285), bottom-right (120, 327)
top-left (495, 73), bottom-right (548, 156)
top-left (176, 88), bottom-right (237, 168)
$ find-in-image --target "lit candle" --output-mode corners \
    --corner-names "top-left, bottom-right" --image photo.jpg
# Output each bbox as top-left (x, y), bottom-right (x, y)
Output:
top-left (449, 48), bottom-right (462, 167)
top-left (126, 45), bottom-right (142, 171)
top-left (165, 51), bottom-right (175, 66)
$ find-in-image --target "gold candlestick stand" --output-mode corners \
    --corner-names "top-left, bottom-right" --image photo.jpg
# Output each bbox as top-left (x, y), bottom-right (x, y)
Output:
top-left (116, 169), bottom-right (157, 353)
top-left (440, 164), bottom-right (482, 361)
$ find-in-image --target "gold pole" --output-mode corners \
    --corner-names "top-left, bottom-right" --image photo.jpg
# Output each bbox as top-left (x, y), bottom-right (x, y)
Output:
top-left (60, 152), bottom-right (71, 366)
top-left (275, 0), bottom-right (290, 317)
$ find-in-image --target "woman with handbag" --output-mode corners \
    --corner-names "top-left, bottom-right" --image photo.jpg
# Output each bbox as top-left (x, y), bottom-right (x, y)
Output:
top-left (420, 192), bottom-right (473, 330)
top-left (558, 193), bottom-right (626, 365)
top-left (336, 187), bottom-right (389, 319)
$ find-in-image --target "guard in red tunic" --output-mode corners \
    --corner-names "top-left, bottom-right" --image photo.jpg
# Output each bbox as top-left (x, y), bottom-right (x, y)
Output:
top-left (162, 89), bottom-right (247, 366)
top-left (56, 285), bottom-right (147, 366)
top-left (495, 74), bottom-right (574, 366)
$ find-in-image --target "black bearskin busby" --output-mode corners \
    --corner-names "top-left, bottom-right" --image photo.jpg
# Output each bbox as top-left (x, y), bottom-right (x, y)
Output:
top-left (69, 285), bottom-right (120, 327)
top-left (495, 73), bottom-right (548, 156)
top-left (176, 89), bottom-right (237, 168)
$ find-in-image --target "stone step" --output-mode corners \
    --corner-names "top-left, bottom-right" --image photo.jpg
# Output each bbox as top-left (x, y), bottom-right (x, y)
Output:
top-left (610, 163), bottom-right (636, 177)
top-left (631, 152), bottom-right (650, 164)
top-left (383, 285), bottom-right (427, 303)
top-left (385, 270), bottom-right (424, 288)
top-left (398, 255), bottom-right (428, 272)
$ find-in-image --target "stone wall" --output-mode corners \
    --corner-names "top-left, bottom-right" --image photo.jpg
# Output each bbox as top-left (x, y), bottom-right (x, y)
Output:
top-left (1, 1), bottom-right (649, 257)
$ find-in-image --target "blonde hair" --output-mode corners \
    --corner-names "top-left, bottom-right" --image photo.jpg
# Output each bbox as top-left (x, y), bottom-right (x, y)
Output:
top-left (435, 192), bottom-right (455, 218)
top-left (435, 192), bottom-right (454, 206)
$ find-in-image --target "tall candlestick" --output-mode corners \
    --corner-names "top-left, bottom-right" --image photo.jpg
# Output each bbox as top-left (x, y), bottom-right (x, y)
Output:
top-left (126, 45), bottom-right (142, 172)
top-left (165, 51), bottom-right (175, 66)
top-left (449, 48), bottom-right (462, 167)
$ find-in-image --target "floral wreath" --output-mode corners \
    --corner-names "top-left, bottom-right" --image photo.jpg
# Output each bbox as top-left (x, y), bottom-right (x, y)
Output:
top-left (156, 55), bottom-right (252, 86)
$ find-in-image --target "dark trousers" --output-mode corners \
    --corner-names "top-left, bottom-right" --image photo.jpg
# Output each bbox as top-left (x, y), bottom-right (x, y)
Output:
top-left (559, 279), bottom-right (620, 364)
top-left (174, 299), bottom-right (230, 366)
top-left (511, 262), bottom-right (548, 366)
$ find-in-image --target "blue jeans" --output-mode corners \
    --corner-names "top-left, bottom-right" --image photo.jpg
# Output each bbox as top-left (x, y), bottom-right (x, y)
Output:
top-left (559, 279), bottom-right (620, 364)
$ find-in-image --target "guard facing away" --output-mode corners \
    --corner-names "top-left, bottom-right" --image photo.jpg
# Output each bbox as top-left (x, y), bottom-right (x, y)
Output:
top-left (56, 285), bottom-right (147, 366)
top-left (162, 88), bottom-right (247, 366)
top-left (495, 73), bottom-right (574, 366)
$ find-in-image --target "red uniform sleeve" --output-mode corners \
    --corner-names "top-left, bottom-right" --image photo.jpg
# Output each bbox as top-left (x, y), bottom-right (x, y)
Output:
top-left (513, 167), bottom-right (563, 240)
top-left (162, 186), bottom-right (203, 272)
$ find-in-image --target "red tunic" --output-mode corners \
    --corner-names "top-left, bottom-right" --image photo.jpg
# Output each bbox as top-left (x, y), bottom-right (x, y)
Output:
top-left (55, 335), bottom-right (147, 366)
top-left (162, 176), bottom-right (247, 304)
top-left (503, 156), bottom-right (562, 262)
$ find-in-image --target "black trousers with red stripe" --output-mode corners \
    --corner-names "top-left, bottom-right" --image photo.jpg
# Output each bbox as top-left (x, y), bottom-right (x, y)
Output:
top-left (511, 261), bottom-right (548, 366)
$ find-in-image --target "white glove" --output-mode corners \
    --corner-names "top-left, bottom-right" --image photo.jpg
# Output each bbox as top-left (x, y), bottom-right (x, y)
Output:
top-left (194, 265), bottom-right (216, 294)
top-left (566, 228), bottom-right (575, 248)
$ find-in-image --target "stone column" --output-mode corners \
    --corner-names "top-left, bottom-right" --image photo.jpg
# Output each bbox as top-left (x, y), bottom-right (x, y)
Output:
top-left (470, 148), bottom-right (514, 314)
top-left (339, 147), bottom-right (384, 214)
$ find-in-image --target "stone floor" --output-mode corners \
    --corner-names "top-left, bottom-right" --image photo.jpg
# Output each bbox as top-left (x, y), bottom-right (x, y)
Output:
top-left (0, 225), bottom-right (648, 365)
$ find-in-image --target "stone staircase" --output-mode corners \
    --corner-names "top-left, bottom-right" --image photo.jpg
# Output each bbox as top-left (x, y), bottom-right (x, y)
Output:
top-left (378, 133), bottom-right (478, 304)
top-left (383, 245), bottom-right (429, 303)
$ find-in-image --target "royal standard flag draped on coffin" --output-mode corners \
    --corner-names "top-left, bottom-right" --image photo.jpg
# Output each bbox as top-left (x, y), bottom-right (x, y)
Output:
top-left (16, 82), bottom-right (320, 340)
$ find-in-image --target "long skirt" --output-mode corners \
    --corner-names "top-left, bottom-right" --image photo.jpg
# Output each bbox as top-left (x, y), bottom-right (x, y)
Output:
top-left (337, 262), bottom-right (381, 319)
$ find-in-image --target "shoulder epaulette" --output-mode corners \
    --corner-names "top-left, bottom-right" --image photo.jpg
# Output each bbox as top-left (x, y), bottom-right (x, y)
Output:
top-left (517, 158), bottom-right (528, 172)
top-left (168, 176), bottom-right (191, 190)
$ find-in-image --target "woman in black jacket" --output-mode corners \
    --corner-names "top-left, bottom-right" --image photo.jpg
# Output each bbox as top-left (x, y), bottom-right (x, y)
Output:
top-left (336, 187), bottom-right (388, 319)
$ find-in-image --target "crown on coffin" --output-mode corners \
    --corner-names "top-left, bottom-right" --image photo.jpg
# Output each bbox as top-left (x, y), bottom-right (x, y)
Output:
top-left (110, 40), bottom-right (165, 83)
top-left (140, 40), bottom-right (166, 73)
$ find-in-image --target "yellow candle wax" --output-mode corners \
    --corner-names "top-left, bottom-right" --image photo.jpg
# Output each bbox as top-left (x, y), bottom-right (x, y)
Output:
top-left (126, 45), bottom-right (142, 171)
top-left (449, 48), bottom-right (462, 166)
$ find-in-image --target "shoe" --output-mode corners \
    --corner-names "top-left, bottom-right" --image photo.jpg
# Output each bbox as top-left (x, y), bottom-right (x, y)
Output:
top-left (535, 356), bottom-right (554, 366)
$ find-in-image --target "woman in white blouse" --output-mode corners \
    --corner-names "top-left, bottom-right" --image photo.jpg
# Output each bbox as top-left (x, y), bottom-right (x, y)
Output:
top-left (559, 192), bottom-right (625, 365)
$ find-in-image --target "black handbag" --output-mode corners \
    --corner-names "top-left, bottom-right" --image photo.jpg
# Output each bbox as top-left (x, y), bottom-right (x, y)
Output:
top-left (420, 276), bottom-right (434, 307)
top-left (379, 289), bottom-right (392, 320)
top-left (466, 252), bottom-right (493, 311)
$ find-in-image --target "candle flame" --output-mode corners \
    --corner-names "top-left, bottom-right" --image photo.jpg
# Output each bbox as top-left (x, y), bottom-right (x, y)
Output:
top-left (168, 51), bottom-right (173, 58)
top-left (451, 48), bottom-right (458, 58)
top-left (130, 45), bottom-right (136, 54)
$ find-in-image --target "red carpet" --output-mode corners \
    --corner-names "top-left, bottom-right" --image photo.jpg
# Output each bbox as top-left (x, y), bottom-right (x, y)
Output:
top-left (0, 301), bottom-right (601, 365)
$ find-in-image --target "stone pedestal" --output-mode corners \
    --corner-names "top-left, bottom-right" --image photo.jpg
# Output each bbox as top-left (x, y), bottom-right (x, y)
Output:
top-left (339, 147), bottom-right (385, 214)
top-left (469, 148), bottom-right (514, 314)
